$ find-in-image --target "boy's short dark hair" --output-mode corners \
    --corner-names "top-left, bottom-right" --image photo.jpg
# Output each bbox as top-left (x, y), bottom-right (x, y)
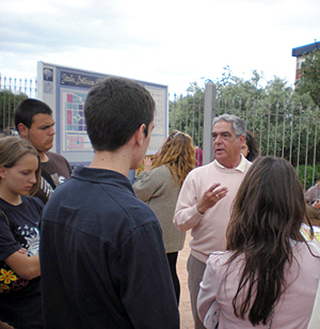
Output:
top-left (84, 76), bottom-right (155, 151)
top-left (15, 98), bottom-right (53, 130)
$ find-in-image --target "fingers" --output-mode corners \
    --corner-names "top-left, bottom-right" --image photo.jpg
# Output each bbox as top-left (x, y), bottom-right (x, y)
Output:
top-left (143, 156), bottom-right (151, 164)
top-left (143, 156), bottom-right (153, 172)
top-left (213, 187), bottom-right (228, 200)
top-left (205, 183), bottom-right (221, 193)
top-left (197, 184), bottom-right (229, 215)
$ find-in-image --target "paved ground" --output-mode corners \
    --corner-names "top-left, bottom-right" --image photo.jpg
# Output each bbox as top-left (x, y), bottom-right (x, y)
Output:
top-left (177, 231), bottom-right (195, 329)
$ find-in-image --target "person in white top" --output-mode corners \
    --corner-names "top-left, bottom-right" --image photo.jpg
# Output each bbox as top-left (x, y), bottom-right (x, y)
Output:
top-left (198, 157), bottom-right (320, 329)
top-left (173, 114), bottom-right (251, 329)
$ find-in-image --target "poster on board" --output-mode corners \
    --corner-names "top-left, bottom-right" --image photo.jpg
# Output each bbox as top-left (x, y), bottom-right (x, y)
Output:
top-left (37, 61), bottom-right (168, 166)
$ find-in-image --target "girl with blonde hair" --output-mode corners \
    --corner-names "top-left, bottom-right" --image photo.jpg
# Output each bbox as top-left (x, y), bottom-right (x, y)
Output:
top-left (133, 131), bottom-right (195, 302)
top-left (0, 137), bottom-right (44, 328)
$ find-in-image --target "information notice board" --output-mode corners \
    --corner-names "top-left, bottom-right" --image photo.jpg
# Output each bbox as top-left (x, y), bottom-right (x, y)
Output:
top-left (37, 61), bottom-right (168, 166)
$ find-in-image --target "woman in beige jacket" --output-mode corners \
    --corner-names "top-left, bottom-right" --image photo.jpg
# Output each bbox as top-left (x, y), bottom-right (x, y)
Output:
top-left (133, 131), bottom-right (195, 303)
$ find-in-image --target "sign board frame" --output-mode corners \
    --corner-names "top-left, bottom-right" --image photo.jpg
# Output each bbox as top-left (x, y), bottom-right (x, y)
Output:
top-left (37, 61), bottom-right (168, 166)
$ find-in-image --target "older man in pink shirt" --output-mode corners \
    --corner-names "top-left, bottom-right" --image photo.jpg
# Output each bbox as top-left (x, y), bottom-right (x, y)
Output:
top-left (174, 114), bottom-right (251, 329)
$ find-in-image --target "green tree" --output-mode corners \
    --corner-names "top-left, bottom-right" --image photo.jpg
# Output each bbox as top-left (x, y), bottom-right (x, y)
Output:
top-left (169, 69), bottom-right (320, 175)
top-left (295, 49), bottom-right (320, 107)
top-left (169, 81), bottom-right (204, 147)
top-left (0, 90), bottom-right (28, 134)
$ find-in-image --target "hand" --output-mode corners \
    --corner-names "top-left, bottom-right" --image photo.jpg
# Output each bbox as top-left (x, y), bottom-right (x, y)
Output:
top-left (143, 156), bottom-right (153, 172)
top-left (313, 199), bottom-right (320, 209)
top-left (196, 183), bottom-right (229, 215)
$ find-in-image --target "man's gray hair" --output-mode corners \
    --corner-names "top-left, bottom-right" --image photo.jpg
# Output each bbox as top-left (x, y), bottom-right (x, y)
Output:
top-left (212, 114), bottom-right (246, 137)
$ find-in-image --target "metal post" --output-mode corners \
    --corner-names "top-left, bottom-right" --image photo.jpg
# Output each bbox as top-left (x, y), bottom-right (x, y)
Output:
top-left (203, 81), bottom-right (216, 165)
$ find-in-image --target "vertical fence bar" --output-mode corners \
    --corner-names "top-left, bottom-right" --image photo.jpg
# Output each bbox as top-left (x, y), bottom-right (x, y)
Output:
top-left (237, 99), bottom-right (242, 121)
top-left (198, 93), bottom-right (202, 149)
top-left (203, 81), bottom-right (215, 165)
top-left (289, 105), bottom-right (294, 164)
top-left (224, 99), bottom-right (227, 114)
top-left (303, 108), bottom-right (311, 189)
top-left (231, 99), bottom-right (235, 115)
top-left (296, 104), bottom-right (302, 172)
top-left (252, 100), bottom-right (257, 133)
top-left (179, 94), bottom-right (183, 131)
top-left (191, 94), bottom-right (195, 141)
top-left (24, 78), bottom-right (28, 95)
top-left (172, 94), bottom-right (177, 130)
top-left (245, 99), bottom-right (249, 129)
top-left (281, 105), bottom-right (287, 158)
top-left (259, 102), bottom-right (264, 155)
top-left (186, 94), bottom-right (190, 135)
top-left (274, 103), bottom-right (279, 157)
top-left (2, 91), bottom-right (6, 132)
top-left (312, 106), bottom-right (319, 185)
top-left (267, 103), bottom-right (271, 156)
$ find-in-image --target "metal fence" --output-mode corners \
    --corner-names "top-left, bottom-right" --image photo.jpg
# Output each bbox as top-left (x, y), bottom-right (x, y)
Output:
top-left (0, 76), bottom-right (37, 98)
top-left (1, 75), bottom-right (319, 189)
top-left (0, 76), bottom-right (37, 135)
top-left (169, 83), bottom-right (320, 190)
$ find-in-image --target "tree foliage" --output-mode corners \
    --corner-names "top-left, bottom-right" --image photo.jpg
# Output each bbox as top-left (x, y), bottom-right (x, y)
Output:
top-left (169, 67), bottom-right (320, 186)
top-left (295, 49), bottom-right (320, 107)
top-left (0, 90), bottom-right (28, 134)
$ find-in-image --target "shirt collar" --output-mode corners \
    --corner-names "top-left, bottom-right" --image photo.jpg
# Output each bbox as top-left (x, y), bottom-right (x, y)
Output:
top-left (215, 154), bottom-right (247, 172)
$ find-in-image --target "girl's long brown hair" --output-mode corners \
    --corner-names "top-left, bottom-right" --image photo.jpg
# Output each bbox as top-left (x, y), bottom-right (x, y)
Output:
top-left (152, 132), bottom-right (195, 187)
top-left (226, 156), bottom-right (312, 326)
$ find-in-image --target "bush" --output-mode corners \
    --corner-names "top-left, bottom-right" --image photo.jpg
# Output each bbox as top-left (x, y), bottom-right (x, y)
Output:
top-left (297, 163), bottom-right (320, 190)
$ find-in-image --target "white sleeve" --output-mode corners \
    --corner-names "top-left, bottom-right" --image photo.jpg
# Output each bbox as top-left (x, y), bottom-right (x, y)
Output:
top-left (173, 172), bottom-right (204, 232)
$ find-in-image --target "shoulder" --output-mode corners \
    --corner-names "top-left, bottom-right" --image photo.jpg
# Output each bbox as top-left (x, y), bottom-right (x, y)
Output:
top-left (135, 165), bottom-right (170, 183)
top-left (207, 251), bottom-right (232, 266)
top-left (155, 164), bottom-right (172, 177)
top-left (148, 164), bottom-right (169, 174)
top-left (45, 152), bottom-right (72, 177)
top-left (47, 152), bottom-right (70, 165)
top-left (21, 196), bottom-right (44, 211)
top-left (307, 184), bottom-right (318, 192)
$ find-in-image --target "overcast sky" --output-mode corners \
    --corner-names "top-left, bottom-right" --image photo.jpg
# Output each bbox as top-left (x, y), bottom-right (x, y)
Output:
top-left (0, 0), bottom-right (319, 96)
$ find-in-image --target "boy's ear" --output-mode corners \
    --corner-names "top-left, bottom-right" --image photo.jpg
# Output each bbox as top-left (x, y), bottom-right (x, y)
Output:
top-left (17, 123), bottom-right (28, 138)
top-left (0, 166), bottom-right (7, 179)
top-left (136, 124), bottom-right (146, 147)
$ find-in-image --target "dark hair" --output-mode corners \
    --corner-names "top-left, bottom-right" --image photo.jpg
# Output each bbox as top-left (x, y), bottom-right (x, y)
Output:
top-left (84, 77), bottom-right (155, 151)
top-left (14, 99), bottom-right (52, 131)
top-left (244, 131), bottom-right (259, 161)
top-left (212, 114), bottom-right (246, 137)
top-left (226, 156), bottom-right (311, 326)
top-left (0, 136), bottom-right (41, 196)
